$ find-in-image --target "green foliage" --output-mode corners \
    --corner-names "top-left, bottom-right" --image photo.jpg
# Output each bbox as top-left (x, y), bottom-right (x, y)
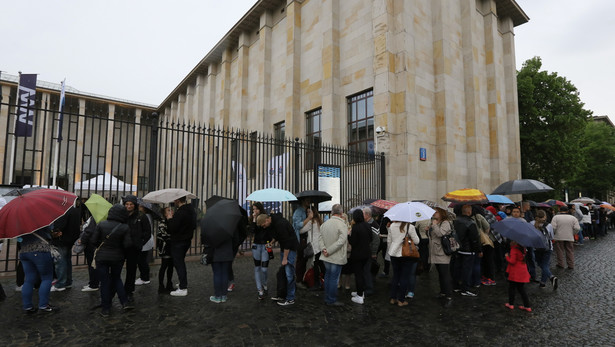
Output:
top-left (568, 122), bottom-right (615, 199)
top-left (517, 57), bottom-right (592, 195)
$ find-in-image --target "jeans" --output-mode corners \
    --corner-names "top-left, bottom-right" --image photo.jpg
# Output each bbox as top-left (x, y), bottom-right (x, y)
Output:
top-left (471, 253), bottom-right (482, 286)
top-left (452, 253), bottom-right (474, 292)
top-left (323, 261), bottom-right (343, 304)
top-left (20, 251), bottom-right (53, 310)
top-left (84, 247), bottom-right (99, 288)
top-left (526, 248), bottom-right (536, 281)
top-left (124, 248), bottom-right (139, 295)
top-left (171, 240), bottom-right (191, 289)
top-left (252, 244), bottom-right (269, 291)
top-left (137, 250), bottom-right (150, 281)
top-left (54, 245), bottom-right (72, 288)
top-left (212, 261), bottom-right (231, 298)
top-left (407, 260), bottom-right (418, 294)
top-left (282, 250), bottom-right (297, 301)
top-left (534, 249), bottom-right (553, 284)
top-left (97, 260), bottom-right (128, 310)
top-left (363, 258), bottom-right (373, 293)
top-left (390, 256), bottom-right (412, 302)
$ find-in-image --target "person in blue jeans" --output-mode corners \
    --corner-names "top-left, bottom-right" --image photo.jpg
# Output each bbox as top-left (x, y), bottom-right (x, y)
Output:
top-left (318, 204), bottom-right (348, 306)
top-left (18, 227), bottom-right (57, 313)
top-left (249, 202), bottom-right (272, 299)
top-left (532, 210), bottom-right (558, 290)
top-left (257, 213), bottom-right (298, 306)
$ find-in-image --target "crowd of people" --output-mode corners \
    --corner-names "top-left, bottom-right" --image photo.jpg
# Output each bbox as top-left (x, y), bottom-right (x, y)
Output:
top-left (4, 193), bottom-right (612, 316)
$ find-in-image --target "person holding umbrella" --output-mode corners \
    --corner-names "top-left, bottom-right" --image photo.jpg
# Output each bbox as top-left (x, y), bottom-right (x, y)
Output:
top-left (167, 196), bottom-right (197, 297)
top-left (18, 227), bottom-right (58, 313)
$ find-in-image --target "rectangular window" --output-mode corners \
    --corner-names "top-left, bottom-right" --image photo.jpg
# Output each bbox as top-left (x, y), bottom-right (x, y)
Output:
top-left (305, 108), bottom-right (322, 169)
top-left (274, 121), bottom-right (285, 156)
top-left (347, 89), bottom-right (374, 162)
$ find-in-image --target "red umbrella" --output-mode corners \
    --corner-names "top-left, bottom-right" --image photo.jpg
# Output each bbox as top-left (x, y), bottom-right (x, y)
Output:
top-left (370, 199), bottom-right (398, 210)
top-left (0, 189), bottom-right (78, 238)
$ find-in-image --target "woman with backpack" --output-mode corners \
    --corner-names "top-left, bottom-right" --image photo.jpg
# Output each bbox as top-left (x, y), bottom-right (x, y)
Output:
top-left (428, 207), bottom-right (454, 304)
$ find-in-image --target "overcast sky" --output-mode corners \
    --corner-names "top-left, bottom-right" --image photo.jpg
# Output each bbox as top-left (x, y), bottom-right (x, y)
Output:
top-left (2, 0), bottom-right (613, 118)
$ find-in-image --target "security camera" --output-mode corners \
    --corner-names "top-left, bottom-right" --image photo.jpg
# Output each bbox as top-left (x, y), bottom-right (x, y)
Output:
top-left (375, 126), bottom-right (386, 135)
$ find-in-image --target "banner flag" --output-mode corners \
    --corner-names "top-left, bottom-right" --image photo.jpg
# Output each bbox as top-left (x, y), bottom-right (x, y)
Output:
top-left (57, 79), bottom-right (66, 142)
top-left (15, 74), bottom-right (37, 137)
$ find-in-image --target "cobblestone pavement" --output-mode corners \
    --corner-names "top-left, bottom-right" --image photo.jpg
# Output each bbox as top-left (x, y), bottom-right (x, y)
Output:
top-left (1, 233), bottom-right (614, 346)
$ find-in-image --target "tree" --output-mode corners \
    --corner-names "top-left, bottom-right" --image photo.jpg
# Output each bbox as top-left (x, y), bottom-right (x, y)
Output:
top-left (569, 121), bottom-right (615, 200)
top-left (517, 57), bottom-right (592, 197)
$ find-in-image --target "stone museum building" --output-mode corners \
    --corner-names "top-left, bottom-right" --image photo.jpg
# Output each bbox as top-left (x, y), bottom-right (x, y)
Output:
top-left (158, 0), bottom-right (529, 202)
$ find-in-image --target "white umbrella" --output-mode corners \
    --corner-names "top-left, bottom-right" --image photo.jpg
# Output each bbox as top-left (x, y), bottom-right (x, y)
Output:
top-left (570, 197), bottom-right (596, 204)
top-left (142, 188), bottom-right (197, 204)
top-left (384, 201), bottom-right (435, 223)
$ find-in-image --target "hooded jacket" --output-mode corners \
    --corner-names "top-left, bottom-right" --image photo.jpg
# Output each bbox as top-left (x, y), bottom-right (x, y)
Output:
top-left (168, 204), bottom-right (197, 242)
top-left (90, 204), bottom-right (132, 263)
top-left (349, 209), bottom-right (372, 260)
top-left (453, 215), bottom-right (482, 254)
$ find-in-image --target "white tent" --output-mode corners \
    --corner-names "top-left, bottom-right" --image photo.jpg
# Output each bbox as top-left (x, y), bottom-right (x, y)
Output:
top-left (74, 172), bottom-right (137, 194)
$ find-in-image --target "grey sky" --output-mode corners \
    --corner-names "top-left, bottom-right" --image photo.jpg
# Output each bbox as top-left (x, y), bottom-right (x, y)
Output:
top-left (2, 0), bottom-right (612, 119)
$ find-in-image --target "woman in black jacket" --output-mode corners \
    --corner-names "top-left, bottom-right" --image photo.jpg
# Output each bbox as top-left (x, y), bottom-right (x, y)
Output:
top-left (90, 204), bottom-right (133, 317)
top-left (349, 209), bottom-right (372, 304)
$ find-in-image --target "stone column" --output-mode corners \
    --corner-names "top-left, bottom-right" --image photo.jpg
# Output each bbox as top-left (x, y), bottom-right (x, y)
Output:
top-left (501, 16), bottom-right (521, 182)
top-left (285, 0), bottom-right (302, 136)
top-left (207, 64), bottom-right (218, 128)
top-left (320, 0), bottom-right (341, 146)
top-left (74, 98), bottom-right (87, 184)
top-left (255, 10), bottom-right (273, 133)
top-left (132, 108), bottom-right (142, 192)
top-left (218, 49), bottom-right (232, 127)
top-left (236, 31), bottom-right (251, 129)
top-left (194, 74), bottom-right (206, 123)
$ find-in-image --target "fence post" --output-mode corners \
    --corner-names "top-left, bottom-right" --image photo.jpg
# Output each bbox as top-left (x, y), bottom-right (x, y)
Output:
top-left (380, 152), bottom-right (386, 199)
top-left (148, 112), bottom-right (159, 192)
top-left (294, 137), bottom-right (300, 193)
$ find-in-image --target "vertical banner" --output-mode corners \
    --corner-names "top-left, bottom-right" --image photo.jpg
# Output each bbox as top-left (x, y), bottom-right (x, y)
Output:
top-left (265, 152), bottom-right (289, 213)
top-left (15, 74), bottom-right (37, 137)
top-left (317, 165), bottom-right (341, 212)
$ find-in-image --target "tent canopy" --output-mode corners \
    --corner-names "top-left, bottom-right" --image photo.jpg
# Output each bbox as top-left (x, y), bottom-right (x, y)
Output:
top-left (74, 172), bottom-right (137, 194)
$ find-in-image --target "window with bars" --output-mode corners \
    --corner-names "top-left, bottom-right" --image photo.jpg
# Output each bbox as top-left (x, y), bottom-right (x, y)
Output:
top-left (274, 121), bottom-right (285, 156)
top-left (347, 89), bottom-right (375, 161)
top-left (305, 108), bottom-right (322, 169)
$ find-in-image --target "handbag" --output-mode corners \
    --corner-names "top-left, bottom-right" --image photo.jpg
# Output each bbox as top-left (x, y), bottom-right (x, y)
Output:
top-left (401, 227), bottom-right (420, 258)
top-left (303, 224), bottom-right (315, 258)
top-left (441, 226), bottom-right (460, 256)
top-left (72, 239), bottom-right (86, 254)
top-left (33, 232), bottom-right (61, 261)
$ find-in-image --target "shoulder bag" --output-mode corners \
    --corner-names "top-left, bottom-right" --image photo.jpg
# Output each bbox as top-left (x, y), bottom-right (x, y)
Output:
top-left (440, 221), bottom-right (460, 255)
top-left (401, 226), bottom-right (420, 258)
top-left (33, 232), bottom-right (61, 262)
top-left (303, 223), bottom-right (315, 259)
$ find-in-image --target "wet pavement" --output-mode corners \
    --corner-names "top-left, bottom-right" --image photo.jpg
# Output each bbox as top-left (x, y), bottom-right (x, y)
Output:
top-left (1, 233), bottom-right (614, 346)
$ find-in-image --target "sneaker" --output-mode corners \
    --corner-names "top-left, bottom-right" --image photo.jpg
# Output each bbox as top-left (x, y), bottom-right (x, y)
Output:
top-left (170, 288), bottom-right (188, 297)
top-left (24, 307), bottom-right (37, 314)
top-left (50, 286), bottom-right (66, 292)
top-left (461, 291), bottom-right (477, 297)
top-left (258, 291), bottom-right (265, 300)
top-left (209, 296), bottom-right (222, 303)
top-left (351, 295), bottom-right (364, 304)
top-left (389, 298), bottom-right (397, 305)
top-left (518, 306), bottom-right (532, 312)
top-left (397, 300), bottom-right (408, 307)
top-left (100, 309), bottom-right (110, 317)
top-left (551, 276), bottom-right (559, 291)
top-left (39, 304), bottom-right (59, 312)
top-left (405, 292), bottom-right (414, 299)
top-left (135, 278), bottom-right (150, 285)
top-left (351, 291), bottom-right (358, 297)
top-left (270, 296), bottom-right (284, 301)
top-left (81, 285), bottom-right (99, 292)
top-left (453, 288), bottom-right (461, 293)
top-left (220, 296), bottom-right (228, 303)
top-left (539, 283), bottom-right (546, 288)
top-left (277, 299), bottom-right (295, 306)
top-left (15, 285), bottom-right (22, 292)
top-left (227, 283), bottom-right (236, 292)
top-left (487, 279), bottom-right (497, 286)
top-left (122, 302), bottom-right (135, 310)
top-left (504, 303), bottom-right (514, 310)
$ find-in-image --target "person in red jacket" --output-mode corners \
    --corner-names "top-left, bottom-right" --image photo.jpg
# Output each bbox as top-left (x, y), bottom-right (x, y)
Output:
top-left (504, 241), bottom-right (531, 312)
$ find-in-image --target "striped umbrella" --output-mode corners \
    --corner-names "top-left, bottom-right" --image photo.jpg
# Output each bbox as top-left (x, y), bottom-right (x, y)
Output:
top-left (370, 199), bottom-right (399, 210)
top-left (442, 188), bottom-right (488, 205)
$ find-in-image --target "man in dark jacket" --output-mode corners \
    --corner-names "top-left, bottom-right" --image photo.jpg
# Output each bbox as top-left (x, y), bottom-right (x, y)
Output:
top-left (50, 202), bottom-right (82, 291)
top-left (122, 195), bottom-right (151, 302)
top-left (167, 196), bottom-right (197, 297)
top-left (452, 204), bottom-right (482, 297)
top-left (257, 213), bottom-right (298, 306)
top-left (90, 204), bottom-right (133, 317)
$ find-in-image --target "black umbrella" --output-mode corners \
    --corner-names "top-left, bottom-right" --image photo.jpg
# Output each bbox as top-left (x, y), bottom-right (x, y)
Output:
top-left (295, 190), bottom-right (332, 204)
top-left (205, 195), bottom-right (231, 209)
top-left (491, 179), bottom-right (554, 195)
top-left (200, 199), bottom-right (243, 247)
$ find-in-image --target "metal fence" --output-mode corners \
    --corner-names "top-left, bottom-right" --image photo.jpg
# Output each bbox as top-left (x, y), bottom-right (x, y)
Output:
top-left (0, 95), bottom-right (385, 273)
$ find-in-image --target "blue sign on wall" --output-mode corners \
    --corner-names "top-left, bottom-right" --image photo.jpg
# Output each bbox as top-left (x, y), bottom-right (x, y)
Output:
top-left (419, 148), bottom-right (427, 161)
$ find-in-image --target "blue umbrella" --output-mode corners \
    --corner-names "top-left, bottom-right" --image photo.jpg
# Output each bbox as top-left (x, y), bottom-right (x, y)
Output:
top-left (492, 218), bottom-right (546, 249)
top-left (486, 194), bottom-right (514, 205)
top-left (246, 188), bottom-right (298, 202)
